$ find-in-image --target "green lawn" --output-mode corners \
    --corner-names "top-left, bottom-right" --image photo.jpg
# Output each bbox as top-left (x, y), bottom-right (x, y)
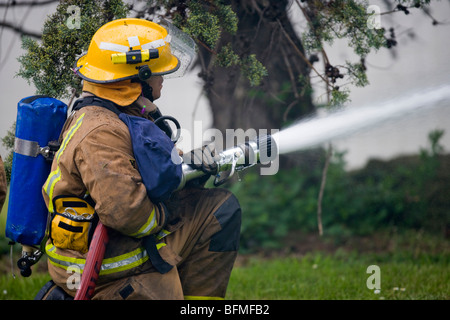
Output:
top-left (227, 252), bottom-right (449, 300)
top-left (1, 272), bottom-right (51, 300)
top-left (1, 188), bottom-right (449, 300)
top-left (0, 249), bottom-right (448, 300)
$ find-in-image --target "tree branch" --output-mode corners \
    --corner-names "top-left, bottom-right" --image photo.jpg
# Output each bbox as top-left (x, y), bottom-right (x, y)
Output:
top-left (317, 143), bottom-right (332, 237)
top-left (276, 19), bottom-right (330, 87)
top-left (0, 0), bottom-right (59, 7)
top-left (0, 21), bottom-right (41, 38)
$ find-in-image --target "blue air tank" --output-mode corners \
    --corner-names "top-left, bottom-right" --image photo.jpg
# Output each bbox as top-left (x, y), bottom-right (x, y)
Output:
top-left (5, 96), bottom-right (67, 247)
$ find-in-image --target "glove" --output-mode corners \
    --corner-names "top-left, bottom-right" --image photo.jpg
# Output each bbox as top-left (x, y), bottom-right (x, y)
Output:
top-left (183, 143), bottom-right (219, 175)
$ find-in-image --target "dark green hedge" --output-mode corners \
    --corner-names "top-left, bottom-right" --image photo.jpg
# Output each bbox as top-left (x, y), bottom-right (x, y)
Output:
top-left (228, 146), bottom-right (449, 252)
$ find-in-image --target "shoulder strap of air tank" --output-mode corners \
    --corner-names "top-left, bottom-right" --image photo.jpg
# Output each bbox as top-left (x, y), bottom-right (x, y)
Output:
top-left (72, 96), bottom-right (122, 116)
top-left (71, 96), bottom-right (174, 274)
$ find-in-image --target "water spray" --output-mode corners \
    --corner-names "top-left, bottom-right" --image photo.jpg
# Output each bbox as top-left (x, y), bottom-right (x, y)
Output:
top-left (272, 84), bottom-right (450, 156)
top-left (178, 84), bottom-right (450, 188)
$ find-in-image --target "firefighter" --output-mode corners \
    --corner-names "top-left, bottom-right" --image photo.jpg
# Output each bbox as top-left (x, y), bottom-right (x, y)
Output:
top-left (40, 18), bottom-right (241, 300)
top-left (0, 155), bottom-right (6, 212)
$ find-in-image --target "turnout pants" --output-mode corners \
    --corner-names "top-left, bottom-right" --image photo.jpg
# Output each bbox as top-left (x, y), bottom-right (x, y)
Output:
top-left (89, 187), bottom-right (241, 300)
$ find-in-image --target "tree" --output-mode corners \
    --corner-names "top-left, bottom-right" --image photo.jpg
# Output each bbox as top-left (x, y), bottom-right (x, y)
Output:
top-left (1, 123), bottom-right (15, 183)
top-left (14, 0), bottom-right (442, 135)
top-left (16, 0), bottom-right (129, 99)
top-left (189, 0), bottom-right (315, 135)
top-left (4, 0), bottom-right (445, 239)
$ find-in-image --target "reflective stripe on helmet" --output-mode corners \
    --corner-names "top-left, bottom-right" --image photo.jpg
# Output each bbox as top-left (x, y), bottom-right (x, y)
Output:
top-left (76, 19), bottom-right (181, 83)
top-left (99, 42), bottom-right (129, 53)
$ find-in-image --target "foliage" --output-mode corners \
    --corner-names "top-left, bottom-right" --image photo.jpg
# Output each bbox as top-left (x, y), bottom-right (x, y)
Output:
top-left (240, 54), bottom-right (269, 87)
top-left (298, 0), bottom-right (438, 106)
top-left (15, 0), bottom-right (268, 96)
top-left (15, 0), bottom-right (442, 110)
top-left (215, 43), bottom-right (240, 68)
top-left (1, 123), bottom-right (15, 184)
top-left (167, 0), bottom-right (239, 43)
top-left (153, 0), bottom-right (439, 107)
top-left (17, 0), bottom-right (129, 99)
top-left (151, 0), bottom-right (268, 86)
top-left (182, 1), bottom-right (222, 49)
top-left (301, 0), bottom-right (386, 56)
top-left (228, 130), bottom-right (448, 252)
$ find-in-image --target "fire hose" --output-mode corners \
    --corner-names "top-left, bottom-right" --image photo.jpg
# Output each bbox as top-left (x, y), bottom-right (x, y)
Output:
top-left (74, 134), bottom-right (277, 300)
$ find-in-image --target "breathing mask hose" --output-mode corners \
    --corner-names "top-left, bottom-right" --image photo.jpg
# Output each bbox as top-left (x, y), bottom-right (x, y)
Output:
top-left (177, 134), bottom-right (278, 189)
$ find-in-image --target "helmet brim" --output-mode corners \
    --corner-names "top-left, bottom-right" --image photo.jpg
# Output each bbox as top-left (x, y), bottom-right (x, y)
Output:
top-left (74, 55), bottom-right (180, 84)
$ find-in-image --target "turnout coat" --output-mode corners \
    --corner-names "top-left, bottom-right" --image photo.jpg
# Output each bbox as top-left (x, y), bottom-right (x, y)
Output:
top-left (42, 80), bottom-right (241, 300)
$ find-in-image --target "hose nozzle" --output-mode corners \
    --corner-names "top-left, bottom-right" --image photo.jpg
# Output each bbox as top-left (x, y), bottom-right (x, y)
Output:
top-left (178, 134), bottom-right (278, 189)
top-left (244, 134), bottom-right (277, 166)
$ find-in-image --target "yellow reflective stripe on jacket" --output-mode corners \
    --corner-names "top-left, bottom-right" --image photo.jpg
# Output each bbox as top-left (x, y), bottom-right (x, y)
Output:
top-left (128, 208), bottom-right (157, 238)
top-left (101, 246), bottom-right (149, 275)
top-left (155, 229), bottom-right (171, 241)
top-left (46, 244), bottom-right (86, 271)
top-left (46, 242), bottom-right (166, 275)
top-left (44, 113), bottom-right (85, 213)
top-left (46, 243), bottom-right (149, 275)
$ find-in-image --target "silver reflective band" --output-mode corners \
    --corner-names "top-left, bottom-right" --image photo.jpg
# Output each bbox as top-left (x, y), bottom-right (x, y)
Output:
top-left (14, 137), bottom-right (41, 157)
top-left (127, 36), bottom-right (140, 48)
top-left (141, 36), bottom-right (169, 50)
top-left (46, 244), bottom-right (150, 275)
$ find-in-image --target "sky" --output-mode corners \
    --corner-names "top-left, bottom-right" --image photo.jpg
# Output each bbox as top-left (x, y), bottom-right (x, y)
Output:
top-left (0, 0), bottom-right (449, 169)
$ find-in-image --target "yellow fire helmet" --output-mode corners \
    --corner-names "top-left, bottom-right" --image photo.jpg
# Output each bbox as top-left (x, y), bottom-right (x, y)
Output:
top-left (75, 18), bottom-right (196, 83)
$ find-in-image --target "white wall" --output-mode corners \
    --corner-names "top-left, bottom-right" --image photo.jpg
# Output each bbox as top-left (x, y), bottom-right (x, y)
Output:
top-left (288, 0), bottom-right (450, 169)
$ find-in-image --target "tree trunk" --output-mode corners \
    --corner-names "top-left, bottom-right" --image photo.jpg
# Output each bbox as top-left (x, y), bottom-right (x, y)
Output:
top-left (199, 0), bottom-right (314, 140)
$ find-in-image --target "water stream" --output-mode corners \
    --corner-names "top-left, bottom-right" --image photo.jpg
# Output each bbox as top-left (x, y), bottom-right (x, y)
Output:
top-left (273, 84), bottom-right (450, 156)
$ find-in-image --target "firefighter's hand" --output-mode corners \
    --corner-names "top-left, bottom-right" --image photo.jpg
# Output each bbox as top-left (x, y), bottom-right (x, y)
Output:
top-left (183, 143), bottom-right (219, 176)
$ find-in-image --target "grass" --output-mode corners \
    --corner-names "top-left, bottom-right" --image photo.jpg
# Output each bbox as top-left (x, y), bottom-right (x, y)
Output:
top-left (0, 187), bottom-right (51, 300)
top-left (1, 188), bottom-right (449, 300)
top-left (0, 273), bottom-right (51, 300)
top-left (227, 251), bottom-right (449, 300)
top-left (0, 244), bottom-right (448, 300)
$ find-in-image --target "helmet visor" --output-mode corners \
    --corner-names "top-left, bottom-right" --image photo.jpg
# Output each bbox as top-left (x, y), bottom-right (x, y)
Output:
top-left (160, 19), bottom-right (197, 79)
